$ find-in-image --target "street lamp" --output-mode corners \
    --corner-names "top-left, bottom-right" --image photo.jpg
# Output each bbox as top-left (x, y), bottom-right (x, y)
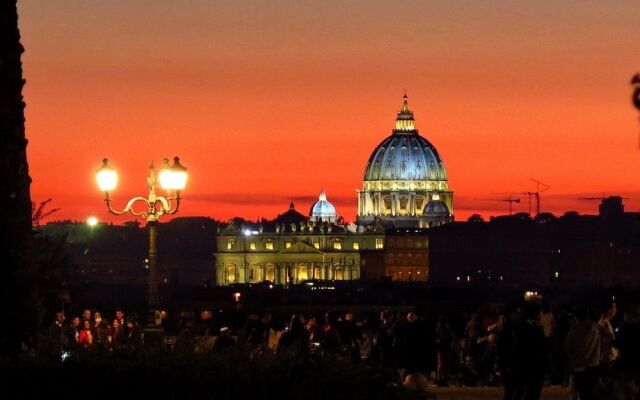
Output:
top-left (96, 157), bottom-right (187, 333)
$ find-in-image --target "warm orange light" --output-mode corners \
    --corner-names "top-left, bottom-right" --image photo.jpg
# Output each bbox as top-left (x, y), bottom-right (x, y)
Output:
top-left (159, 156), bottom-right (188, 191)
top-left (96, 159), bottom-right (117, 192)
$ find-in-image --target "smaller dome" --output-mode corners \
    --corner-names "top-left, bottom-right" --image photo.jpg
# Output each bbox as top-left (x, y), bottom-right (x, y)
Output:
top-left (310, 190), bottom-right (337, 223)
top-left (424, 200), bottom-right (449, 217)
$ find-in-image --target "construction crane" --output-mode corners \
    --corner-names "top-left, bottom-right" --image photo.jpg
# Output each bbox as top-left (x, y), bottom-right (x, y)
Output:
top-left (487, 195), bottom-right (521, 215)
top-left (578, 193), bottom-right (629, 201)
top-left (521, 179), bottom-right (550, 216)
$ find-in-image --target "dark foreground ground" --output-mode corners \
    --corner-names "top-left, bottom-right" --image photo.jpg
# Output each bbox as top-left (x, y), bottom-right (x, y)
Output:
top-left (431, 386), bottom-right (567, 400)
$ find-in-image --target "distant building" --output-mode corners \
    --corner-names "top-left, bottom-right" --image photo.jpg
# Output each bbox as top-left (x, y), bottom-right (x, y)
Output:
top-left (427, 198), bottom-right (640, 288)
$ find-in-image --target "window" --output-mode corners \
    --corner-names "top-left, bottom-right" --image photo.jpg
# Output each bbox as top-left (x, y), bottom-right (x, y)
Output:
top-left (249, 242), bottom-right (256, 250)
top-left (353, 242), bottom-right (359, 250)
top-left (314, 242), bottom-right (320, 249)
top-left (333, 241), bottom-right (342, 250)
top-left (265, 241), bottom-right (274, 250)
top-left (227, 239), bottom-right (236, 250)
top-left (376, 238), bottom-right (384, 249)
top-left (285, 242), bottom-right (292, 249)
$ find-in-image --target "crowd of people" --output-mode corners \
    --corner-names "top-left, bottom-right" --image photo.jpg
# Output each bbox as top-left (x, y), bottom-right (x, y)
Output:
top-left (46, 298), bottom-right (640, 399)
top-left (48, 309), bottom-right (143, 357)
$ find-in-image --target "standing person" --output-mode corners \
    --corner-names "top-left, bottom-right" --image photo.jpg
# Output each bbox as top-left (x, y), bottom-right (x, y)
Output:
top-left (81, 309), bottom-right (94, 334)
top-left (598, 299), bottom-right (618, 384)
top-left (435, 314), bottom-right (455, 386)
top-left (396, 304), bottom-right (437, 393)
top-left (339, 312), bottom-right (361, 362)
top-left (497, 303), bottom-right (521, 400)
top-left (48, 312), bottom-right (67, 358)
top-left (512, 302), bottom-right (546, 400)
top-left (611, 301), bottom-right (640, 399)
top-left (67, 316), bottom-right (81, 353)
top-left (375, 310), bottom-right (396, 369)
top-left (125, 315), bottom-right (143, 356)
top-left (540, 300), bottom-right (555, 384)
top-left (564, 306), bottom-right (601, 400)
top-left (77, 320), bottom-right (94, 352)
top-left (93, 312), bottom-right (111, 351)
top-left (115, 309), bottom-right (127, 335)
top-left (320, 311), bottom-right (342, 352)
top-left (111, 318), bottom-right (126, 353)
top-left (277, 313), bottom-right (308, 356)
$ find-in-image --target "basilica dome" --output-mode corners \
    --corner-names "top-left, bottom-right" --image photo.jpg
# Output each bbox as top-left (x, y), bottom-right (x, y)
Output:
top-left (309, 190), bottom-right (337, 223)
top-left (364, 96), bottom-right (447, 182)
top-left (357, 94), bottom-right (453, 228)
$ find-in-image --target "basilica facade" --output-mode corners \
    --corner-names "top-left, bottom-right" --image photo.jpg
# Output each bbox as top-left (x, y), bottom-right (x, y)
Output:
top-left (214, 95), bottom-right (453, 285)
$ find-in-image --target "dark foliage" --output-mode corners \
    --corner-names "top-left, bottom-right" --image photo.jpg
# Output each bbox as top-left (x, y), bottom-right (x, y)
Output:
top-left (0, 0), bottom-right (38, 356)
top-left (0, 351), bottom-right (404, 400)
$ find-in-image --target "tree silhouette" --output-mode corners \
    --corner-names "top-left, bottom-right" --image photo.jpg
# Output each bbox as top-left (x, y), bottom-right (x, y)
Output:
top-left (0, 0), bottom-right (38, 355)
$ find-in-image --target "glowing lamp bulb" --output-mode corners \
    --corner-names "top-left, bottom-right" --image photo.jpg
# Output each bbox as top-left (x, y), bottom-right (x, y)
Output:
top-left (96, 159), bottom-right (118, 192)
top-left (159, 156), bottom-right (188, 191)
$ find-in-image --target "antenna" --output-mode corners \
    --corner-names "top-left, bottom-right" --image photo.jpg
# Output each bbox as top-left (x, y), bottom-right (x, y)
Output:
top-left (526, 179), bottom-right (550, 215)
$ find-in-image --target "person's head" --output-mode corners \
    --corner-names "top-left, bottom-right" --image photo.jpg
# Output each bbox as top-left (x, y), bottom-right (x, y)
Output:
top-left (115, 310), bottom-right (125, 320)
top-left (127, 313), bottom-right (138, 324)
top-left (407, 312), bottom-right (417, 322)
top-left (542, 299), bottom-right (551, 314)
top-left (82, 309), bottom-right (92, 321)
top-left (55, 312), bottom-right (65, 323)
top-left (523, 302), bottom-right (542, 322)
top-left (112, 319), bottom-right (121, 328)
top-left (381, 310), bottom-right (394, 324)
top-left (325, 311), bottom-right (338, 325)
top-left (71, 317), bottom-right (80, 328)
top-left (623, 303), bottom-right (640, 324)
top-left (505, 302), bottom-right (521, 323)
top-left (262, 312), bottom-right (272, 323)
top-left (289, 313), bottom-right (305, 333)
top-left (345, 312), bottom-right (354, 322)
top-left (413, 304), bottom-right (427, 319)
top-left (83, 320), bottom-right (91, 330)
top-left (601, 299), bottom-right (617, 320)
top-left (574, 305), bottom-right (589, 322)
top-left (94, 312), bottom-right (102, 322)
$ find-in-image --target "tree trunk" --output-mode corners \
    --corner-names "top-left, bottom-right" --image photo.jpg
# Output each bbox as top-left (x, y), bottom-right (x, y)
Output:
top-left (0, 0), bottom-right (38, 356)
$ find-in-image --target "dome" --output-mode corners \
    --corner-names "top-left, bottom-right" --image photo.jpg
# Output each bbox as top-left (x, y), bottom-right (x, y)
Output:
top-left (309, 190), bottom-right (337, 223)
top-left (364, 95), bottom-right (447, 182)
top-left (357, 94), bottom-right (454, 228)
top-left (424, 200), bottom-right (450, 216)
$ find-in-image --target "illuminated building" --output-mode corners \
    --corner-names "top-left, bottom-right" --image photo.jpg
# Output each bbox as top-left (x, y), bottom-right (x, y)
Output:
top-left (214, 95), bottom-right (455, 285)
top-left (357, 95), bottom-right (453, 228)
top-left (214, 201), bottom-right (385, 285)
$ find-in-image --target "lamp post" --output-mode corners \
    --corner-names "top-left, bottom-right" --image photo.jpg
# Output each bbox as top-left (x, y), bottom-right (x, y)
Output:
top-left (96, 157), bottom-right (187, 332)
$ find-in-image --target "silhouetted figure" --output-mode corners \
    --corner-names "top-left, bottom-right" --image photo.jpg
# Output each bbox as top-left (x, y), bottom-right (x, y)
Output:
top-left (48, 312), bottom-right (67, 358)
top-left (565, 306), bottom-right (600, 400)
top-left (435, 314), bottom-right (455, 386)
top-left (512, 302), bottom-right (546, 400)
top-left (497, 303), bottom-right (521, 400)
top-left (277, 313), bottom-right (308, 355)
top-left (396, 304), bottom-right (437, 392)
top-left (214, 327), bottom-right (235, 352)
top-left (375, 310), bottom-right (396, 368)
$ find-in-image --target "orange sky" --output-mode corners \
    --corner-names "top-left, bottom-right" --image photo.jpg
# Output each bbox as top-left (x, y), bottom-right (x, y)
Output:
top-left (17, 1), bottom-right (640, 224)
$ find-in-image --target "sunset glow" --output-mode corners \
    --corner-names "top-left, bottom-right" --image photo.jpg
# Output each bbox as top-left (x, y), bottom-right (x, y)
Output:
top-left (18, 1), bottom-right (640, 223)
